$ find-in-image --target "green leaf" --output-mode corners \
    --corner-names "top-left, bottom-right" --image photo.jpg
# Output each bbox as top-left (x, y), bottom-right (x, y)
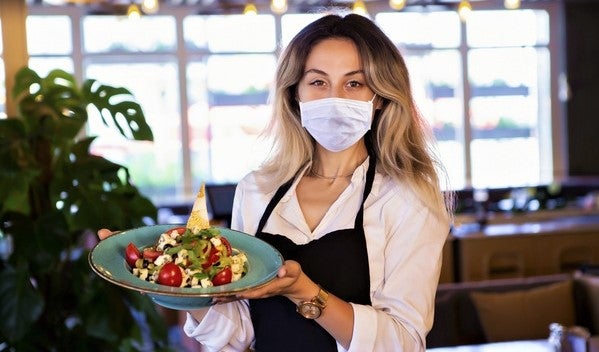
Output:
top-left (2, 66), bottom-right (160, 350)
top-left (15, 68), bottom-right (87, 143)
top-left (0, 119), bottom-right (39, 216)
top-left (83, 80), bottom-right (154, 141)
top-left (11, 67), bottom-right (41, 101)
top-left (32, 211), bottom-right (71, 268)
top-left (80, 278), bottom-right (145, 343)
top-left (43, 68), bottom-right (79, 90)
top-left (0, 116), bottom-right (27, 138)
top-left (50, 138), bottom-right (157, 232)
top-left (0, 263), bottom-right (45, 342)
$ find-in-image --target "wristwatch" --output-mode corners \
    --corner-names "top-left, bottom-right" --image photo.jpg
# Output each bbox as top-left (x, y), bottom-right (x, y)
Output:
top-left (296, 286), bottom-right (329, 319)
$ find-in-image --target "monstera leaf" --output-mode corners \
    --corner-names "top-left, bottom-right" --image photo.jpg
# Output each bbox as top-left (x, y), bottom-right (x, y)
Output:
top-left (0, 66), bottom-right (170, 350)
top-left (82, 80), bottom-right (152, 141)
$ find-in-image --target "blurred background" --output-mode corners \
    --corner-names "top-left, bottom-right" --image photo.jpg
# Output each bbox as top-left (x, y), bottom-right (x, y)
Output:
top-left (4, 0), bottom-right (597, 214)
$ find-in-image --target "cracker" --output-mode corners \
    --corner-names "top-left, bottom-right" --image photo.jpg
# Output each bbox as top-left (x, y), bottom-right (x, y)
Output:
top-left (187, 183), bottom-right (210, 233)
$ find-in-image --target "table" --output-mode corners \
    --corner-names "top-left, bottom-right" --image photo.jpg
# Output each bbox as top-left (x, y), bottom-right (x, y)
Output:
top-left (427, 339), bottom-right (554, 352)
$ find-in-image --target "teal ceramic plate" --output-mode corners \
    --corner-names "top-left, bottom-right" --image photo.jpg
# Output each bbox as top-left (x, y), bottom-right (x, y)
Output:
top-left (89, 224), bottom-right (283, 310)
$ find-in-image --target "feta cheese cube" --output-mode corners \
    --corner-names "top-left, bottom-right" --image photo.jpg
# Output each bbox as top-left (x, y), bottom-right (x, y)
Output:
top-left (135, 268), bottom-right (148, 280)
top-left (200, 278), bottom-right (213, 288)
top-left (232, 272), bottom-right (242, 282)
top-left (154, 254), bottom-right (172, 266)
top-left (210, 237), bottom-right (222, 247)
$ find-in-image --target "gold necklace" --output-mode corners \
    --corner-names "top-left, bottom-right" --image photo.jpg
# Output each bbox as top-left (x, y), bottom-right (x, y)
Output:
top-left (309, 170), bottom-right (354, 180)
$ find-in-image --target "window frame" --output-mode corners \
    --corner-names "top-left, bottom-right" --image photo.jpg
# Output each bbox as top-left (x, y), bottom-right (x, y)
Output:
top-left (20, 1), bottom-right (566, 203)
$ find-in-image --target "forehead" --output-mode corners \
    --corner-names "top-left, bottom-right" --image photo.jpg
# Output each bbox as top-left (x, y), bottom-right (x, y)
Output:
top-left (304, 38), bottom-right (362, 72)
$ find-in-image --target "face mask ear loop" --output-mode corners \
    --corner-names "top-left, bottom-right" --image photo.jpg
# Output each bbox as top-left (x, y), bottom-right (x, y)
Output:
top-left (369, 94), bottom-right (377, 104)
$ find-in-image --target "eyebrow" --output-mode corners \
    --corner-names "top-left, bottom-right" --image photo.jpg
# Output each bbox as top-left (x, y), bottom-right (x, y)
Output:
top-left (303, 68), bottom-right (365, 77)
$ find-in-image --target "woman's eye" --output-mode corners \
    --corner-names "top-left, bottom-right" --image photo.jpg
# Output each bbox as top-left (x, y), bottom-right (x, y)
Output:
top-left (309, 79), bottom-right (326, 86)
top-left (347, 80), bottom-right (363, 88)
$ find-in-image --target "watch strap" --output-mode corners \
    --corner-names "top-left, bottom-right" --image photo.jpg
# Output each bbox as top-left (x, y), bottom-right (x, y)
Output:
top-left (296, 286), bottom-right (329, 319)
top-left (312, 286), bottom-right (328, 308)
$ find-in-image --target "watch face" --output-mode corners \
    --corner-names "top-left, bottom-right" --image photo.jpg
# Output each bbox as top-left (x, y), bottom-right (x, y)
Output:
top-left (298, 302), bottom-right (321, 319)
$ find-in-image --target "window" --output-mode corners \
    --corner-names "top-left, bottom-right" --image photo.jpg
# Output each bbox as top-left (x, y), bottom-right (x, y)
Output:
top-left (19, 4), bottom-right (559, 205)
top-left (184, 15), bottom-right (277, 188)
top-left (86, 60), bottom-right (183, 198)
top-left (81, 15), bottom-right (183, 200)
top-left (26, 15), bottom-right (73, 74)
top-left (83, 16), bottom-right (176, 53)
top-left (187, 55), bottom-right (275, 185)
top-left (377, 8), bottom-right (552, 189)
top-left (377, 11), bottom-right (467, 189)
top-left (466, 10), bottom-right (551, 188)
top-left (281, 13), bottom-right (324, 46)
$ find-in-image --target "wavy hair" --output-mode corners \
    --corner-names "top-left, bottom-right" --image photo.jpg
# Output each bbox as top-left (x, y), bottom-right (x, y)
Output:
top-left (256, 13), bottom-right (453, 220)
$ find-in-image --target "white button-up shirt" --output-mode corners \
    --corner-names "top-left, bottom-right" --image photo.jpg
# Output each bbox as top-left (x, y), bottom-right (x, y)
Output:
top-left (184, 158), bottom-right (450, 352)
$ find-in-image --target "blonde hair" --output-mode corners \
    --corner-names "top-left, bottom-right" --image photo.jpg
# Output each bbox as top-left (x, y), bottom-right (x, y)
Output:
top-left (257, 13), bottom-right (453, 220)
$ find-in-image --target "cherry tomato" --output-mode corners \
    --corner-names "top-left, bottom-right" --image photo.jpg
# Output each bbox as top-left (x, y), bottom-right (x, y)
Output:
top-left (142, 248), bottom-right (163, 262)
top-left (157, 262), bottom-right (183, 287)
top-left (220, 236), bottom-right (232, 256)
top-left (125, 242), bottom-right (141, 267)
top-left (202, 246), bottom-right (220, 269)
top-left (167, 226), bottom-right (187, 235)
top-left (212, 266), bottom-right (232, 286)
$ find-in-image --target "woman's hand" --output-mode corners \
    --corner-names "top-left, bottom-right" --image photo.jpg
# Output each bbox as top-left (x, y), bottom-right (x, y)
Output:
top-left (97, 228), bottom-right (119, 240)
top-left (235, 260), bottom-right (319, 305)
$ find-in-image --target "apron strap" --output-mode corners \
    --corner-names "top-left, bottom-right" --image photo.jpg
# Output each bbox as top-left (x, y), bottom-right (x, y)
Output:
top-left (256, 178), bottom-right (294, 234)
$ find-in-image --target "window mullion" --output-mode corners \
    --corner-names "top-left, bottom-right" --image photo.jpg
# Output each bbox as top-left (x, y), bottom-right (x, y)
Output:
top-left (175, 11), bottom-right (193, 198)
top-left (460, 18), bottom-right (473, 188)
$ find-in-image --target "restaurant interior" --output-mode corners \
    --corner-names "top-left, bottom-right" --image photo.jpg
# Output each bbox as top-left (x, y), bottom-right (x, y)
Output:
top-left (1, 0), bottom-right (599, 350)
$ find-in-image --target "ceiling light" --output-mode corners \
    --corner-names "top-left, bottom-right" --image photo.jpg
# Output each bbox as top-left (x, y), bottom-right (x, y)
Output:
top-left (127, 3), bottom-right (142, 19)
top-left (270, 0), bottom-right (288, 14)
top-left (458, 0), bottom-right (472, 22)
top-left (243, 2), bottom-right (258, 15)
top-left (141, 0), bottom-right (159, 14)
top-left (352, 0), bottom-right (368, 16)
top-left (504, 0), bottom-right (521, 10)
top-left (389, 0), bottom-right (406, 11)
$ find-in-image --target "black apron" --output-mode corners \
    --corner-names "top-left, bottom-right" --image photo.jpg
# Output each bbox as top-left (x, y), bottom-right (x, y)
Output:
top-left (249, 157), bottom-right (376, 352)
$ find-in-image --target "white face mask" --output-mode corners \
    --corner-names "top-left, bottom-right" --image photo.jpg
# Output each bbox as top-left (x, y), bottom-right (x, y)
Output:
top-left (300, 95), bottom-right (376, 152)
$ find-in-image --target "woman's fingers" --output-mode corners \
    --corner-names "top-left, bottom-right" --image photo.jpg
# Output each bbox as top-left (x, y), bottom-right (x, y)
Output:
top-left (97, 228), bottom-right (118, 240)
top-left (211, 295), bottom-right (240, 305)
top-left (236, 260), bottom-right (303, 299)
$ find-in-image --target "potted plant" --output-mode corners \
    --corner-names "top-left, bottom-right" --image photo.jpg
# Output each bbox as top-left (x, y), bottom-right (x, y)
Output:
top-left (0, 67), bottom-right (172, 350)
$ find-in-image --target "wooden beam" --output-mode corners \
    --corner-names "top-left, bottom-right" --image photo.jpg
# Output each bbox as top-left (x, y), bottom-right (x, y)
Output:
top-left (0, 0), bottom-right (29, 117)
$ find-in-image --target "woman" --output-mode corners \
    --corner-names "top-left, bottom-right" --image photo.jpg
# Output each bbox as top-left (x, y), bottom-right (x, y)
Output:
top-left (181, 13), bottom-right (453, 352)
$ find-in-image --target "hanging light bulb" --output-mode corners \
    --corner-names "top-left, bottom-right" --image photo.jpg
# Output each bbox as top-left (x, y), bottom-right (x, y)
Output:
top-left (270, 0), bottom-right (288, 14)
top-left (243, 2), bottom-right (258, 15)
top-left (389, 0), bottom-right (406, 11)
top-left (141, 0), bottom-right (159, 14)
top-left (127, 3), bottom-right (142, 19)
top-left (352, 0), bottom-right (368, 16)
top-left (504, 0), bottom-right (521, 10)
top-left (458, 0), bottom-right (472, 22)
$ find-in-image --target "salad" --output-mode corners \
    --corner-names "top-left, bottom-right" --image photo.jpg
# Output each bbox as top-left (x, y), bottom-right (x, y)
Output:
top-left (125, 226), bottom-right (248, 288)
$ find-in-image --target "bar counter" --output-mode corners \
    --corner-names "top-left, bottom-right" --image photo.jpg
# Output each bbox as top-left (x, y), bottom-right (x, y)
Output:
top-left (443, 209), bottom-right (599, 282)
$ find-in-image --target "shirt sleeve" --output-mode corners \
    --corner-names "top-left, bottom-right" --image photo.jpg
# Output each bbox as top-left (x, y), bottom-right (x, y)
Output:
top-left (346, 185), bottom-right (450, 352)
top-left (183, 300), bottom-right (254, 352)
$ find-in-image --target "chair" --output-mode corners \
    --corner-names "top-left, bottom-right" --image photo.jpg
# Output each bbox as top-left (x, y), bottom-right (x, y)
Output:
top-left (205, 183), bottom-right (237, 228)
